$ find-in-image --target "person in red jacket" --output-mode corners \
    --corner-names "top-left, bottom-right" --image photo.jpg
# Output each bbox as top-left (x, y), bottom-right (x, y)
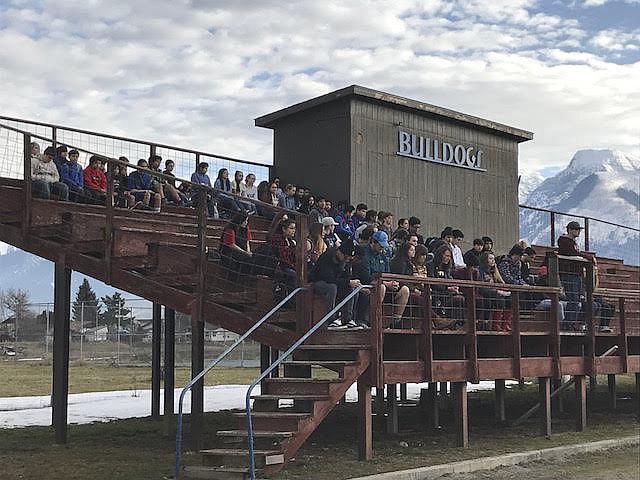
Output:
top-left (557, 221), bottom-right (596, 331)
top-left (83, 155), bottom-right (107, 205)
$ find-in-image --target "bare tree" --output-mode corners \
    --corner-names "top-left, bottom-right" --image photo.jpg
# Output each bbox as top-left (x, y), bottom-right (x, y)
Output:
top-left (1, 288), bottom-right (29, 319)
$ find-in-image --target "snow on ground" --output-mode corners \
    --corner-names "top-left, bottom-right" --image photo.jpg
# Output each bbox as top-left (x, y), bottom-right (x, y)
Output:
top-left (0, 381), bottom-right (515, 429)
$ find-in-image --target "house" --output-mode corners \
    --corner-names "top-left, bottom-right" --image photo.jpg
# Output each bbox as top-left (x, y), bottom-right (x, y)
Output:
top-left (83, 325), bottom-right (108, 342)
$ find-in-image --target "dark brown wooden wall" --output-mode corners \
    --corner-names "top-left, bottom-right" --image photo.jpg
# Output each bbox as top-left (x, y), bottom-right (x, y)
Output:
top-left (272, 100), bottom-right (352, 204)
top-left (349, 99), bottom-right (520, 253)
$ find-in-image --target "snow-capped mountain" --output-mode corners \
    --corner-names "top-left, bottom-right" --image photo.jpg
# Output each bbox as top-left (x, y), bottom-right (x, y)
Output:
top-left (519, 170), bottom-right (544, 203)
top-left (520, 149), bottom-right (640, 265)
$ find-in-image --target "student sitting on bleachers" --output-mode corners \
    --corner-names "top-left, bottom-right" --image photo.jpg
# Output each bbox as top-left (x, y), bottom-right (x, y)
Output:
top-left (408, 216), bottom-right (424, 245)
top-left (464, 238), bottom-right (484, 267)
top-left (163, 159), bottom-right (190, 206)
top-left (478, 251), bottom-right (512, 331)
top-left (309, 239), bottom-right (361, 330)
top-left (53, 145), bottom-right (68, 176)
top-left (377, 211), bottom-right (394, 238)
top-left (31, 144), bottom-right (69, 201)
top-left (113, 164), bottom-right (136, 208)
top-left (309, 196), bottom-right (329, 225)
top-left (352, 203), bottom-right (368, 231)
top-left (305, 222), bottom-right (326, 269)
top-left (190, 162), bottom-right (218, 217)
top-left (322, 217), bottom-right (341, 249)
top-left (334, 205), bottom-right (356, 240)
top-left (278, 183), bottom-right (297, 210)
top-left (243, 173), bottom-right (258, 201)
top-left (219, 212), bottom-right (253, 280)
top-left (60, 149), bottom-right (85, 203)
top-left (83, 155), bottom-right (107, 205)
top-left (297, 194), bottom-right (315, 214)
top-left (358, 231), bottom-right (410, 328)
top-left (271, 218), bottom-right (297, 279)
top-left (355, 209), bottom-right (378, 241)
top-left (214, 168), bottom-right (247, 215)
top-left (129, 159), bottom-right (162, 212)
top-left (426, 244), bottom-right (465, 328)
top-left (498, 244), bottom-right (527, 286)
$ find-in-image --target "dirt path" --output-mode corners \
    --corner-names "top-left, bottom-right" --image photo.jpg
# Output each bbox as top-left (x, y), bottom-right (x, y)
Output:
top-left (446, 445), bottom-right (640, 480)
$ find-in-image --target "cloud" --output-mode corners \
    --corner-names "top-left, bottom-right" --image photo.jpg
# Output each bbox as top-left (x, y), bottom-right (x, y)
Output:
top-left (0, 0), bottom-right (638, 177)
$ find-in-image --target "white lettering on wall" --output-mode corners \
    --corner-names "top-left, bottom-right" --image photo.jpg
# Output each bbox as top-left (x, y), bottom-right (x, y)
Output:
top-left (396, 130), bottom-right (486, 172)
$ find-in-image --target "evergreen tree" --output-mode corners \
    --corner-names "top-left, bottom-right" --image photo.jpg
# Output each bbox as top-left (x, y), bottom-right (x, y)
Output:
top-left (72, 279), bottom-right (100, 328)
top-left (99, 292), bottom-right (132, 332)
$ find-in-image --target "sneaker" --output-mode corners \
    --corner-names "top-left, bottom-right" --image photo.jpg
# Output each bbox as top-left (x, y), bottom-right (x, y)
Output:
top-left (575, 323), bottom-right (587, 332)
top-left (599, 325), bottom-right (613, 333)
top-left (344, 320), bottom-right (361, 329)
top-left (328, 320), bottom-right (349, 330)
top-left (357, 322), bottom-right (371, 330)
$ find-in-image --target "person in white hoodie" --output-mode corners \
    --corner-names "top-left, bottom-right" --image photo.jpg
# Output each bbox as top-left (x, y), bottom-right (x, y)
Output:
top-left (31, 143), bottom-right (69, 201)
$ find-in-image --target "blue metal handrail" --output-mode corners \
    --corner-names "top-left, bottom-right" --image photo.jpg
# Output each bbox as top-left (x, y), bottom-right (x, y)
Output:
top-left (174, 287), bottom-right (307, 480)
top-left (244, 284), bottom-right (372, 479)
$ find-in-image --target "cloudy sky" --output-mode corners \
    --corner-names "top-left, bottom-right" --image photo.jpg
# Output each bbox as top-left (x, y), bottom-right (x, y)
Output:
top-left (0, 0), bottom-right (639, 175)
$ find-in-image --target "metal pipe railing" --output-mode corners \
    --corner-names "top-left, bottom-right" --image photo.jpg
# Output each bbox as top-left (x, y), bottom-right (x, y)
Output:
top-left (174, 287), bottom-right (307, 480)
top-left (244, 284), bottom-right (372, 479)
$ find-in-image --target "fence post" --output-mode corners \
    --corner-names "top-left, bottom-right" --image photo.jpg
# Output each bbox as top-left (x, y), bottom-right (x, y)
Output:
top-left (550, 211), bottom-right (556, 247)
top-left (584, 218), bottom-right (590, 251)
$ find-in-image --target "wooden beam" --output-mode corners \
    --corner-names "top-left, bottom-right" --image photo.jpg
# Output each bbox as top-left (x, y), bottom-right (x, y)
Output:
top-left (52, 261), bottom-right (71, 444)
top-left (164, 307), bottom-right (176, 436)
top-left (400, 384), bottom-right (407, 402)
top-left (511, 292), bottom-right (522, 380)
top-left (539, 377), bottom-right (552, 438)
top-left (574, 375), bottom-right (587, 432)
top-left (453, 381), bottom-right (469, 448)
top-left (151, 303), bottom-right (162, 418)
top-left (552, 378), bottom-right (564, 416)
top-left (357, 380), bottom-right (373, 461)
top-left (636, 373), bottom-right (640, 423)
top-left (607, 374), bottom-right (616, 411)
top-left (190, 302), bottom-right (204, 450)
top-left (426, 382), bottom-right (439, 430)
top-left (386, 384), bottom-right (399, 434)
top-left (494, 379), bottom-right (506, 424)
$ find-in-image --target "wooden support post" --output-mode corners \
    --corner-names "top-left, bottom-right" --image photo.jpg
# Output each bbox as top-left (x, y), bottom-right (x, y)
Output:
top-left (357, 380), bottom-right (373, 461)
top-left (425, 382), bottom-right (439, 429)
top-left (552, 378), bottom-right (564, 415)
top-left (374, 386), bottom-right (385, 432)
top-left (607, 374), bottom-right (616, 411)
top-left (104, 160), bottom-right (115, 284)
top-left (294, 218), bottom-right (308, 334)
top-left (271, 349), bottom-right (280, 379)
top-left (260, 343), bottom-right (270, 392)
top-left (190, 305), bottom-right (204, 448)
top-left (635, 373), bottom-right (640, 423)
top-left (453, 382), bottom-right (469, 448)
top-left (151, 303), bottom-right (162, 418)
top-left (512, 291), bottom-right (522, 381)
top-left (494, 380), bottom-right (506, 424)
top-left (439, 382), bottom-right (448, 396)
top-left (386, 384), bottom-right (398, 434)
top-left (22, 134), bottom-right (33, 240)
top-left (539, 377), bottom-right (552, 437)
top-left (52, 261), bottom-right (71, 444)
top-left (163, 307), bottom-right (175, 436)
top-left (550, 211), bottom-right (556, 246)
top-left (400, 384), bottom-right (407, 402)
top-left (574, 375), bottom-right (587, 431)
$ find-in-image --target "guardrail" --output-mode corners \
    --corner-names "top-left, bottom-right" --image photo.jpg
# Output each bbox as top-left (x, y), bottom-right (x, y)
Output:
top-left (174, 287), bottom-right (307, 480)
top-left (244, 284), bottom-right (372, 480)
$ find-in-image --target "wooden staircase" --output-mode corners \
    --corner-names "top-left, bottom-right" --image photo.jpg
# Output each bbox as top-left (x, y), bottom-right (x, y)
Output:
top-left (185, 344), bottom-right (371, 479)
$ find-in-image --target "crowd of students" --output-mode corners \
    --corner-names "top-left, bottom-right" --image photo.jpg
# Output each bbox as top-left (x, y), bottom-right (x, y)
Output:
top-left (29, 147), bottom-right (612, 333)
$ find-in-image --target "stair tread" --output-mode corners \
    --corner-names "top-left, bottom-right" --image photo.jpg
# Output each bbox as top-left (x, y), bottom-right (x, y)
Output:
top-left (231, 411), bottom-right (310, 418)
top-left (298, 344), bottom-right (370, 349)
top-left (217, 430), bottom-right (296, 437)
top-left (251, 394), bottom-right (330, 400)
top-left (184, 465), bottom-right (252, 473)
top-left (199, 448), bottom-right (282, 456)
top-left (263, 377), bottom-right (343, 383)
top-left (282, 360), bottom-right (356, 365)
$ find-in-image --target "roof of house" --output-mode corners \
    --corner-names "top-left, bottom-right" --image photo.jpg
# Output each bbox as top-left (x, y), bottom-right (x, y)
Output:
top-left (255, 85), bottom-right (534, 142)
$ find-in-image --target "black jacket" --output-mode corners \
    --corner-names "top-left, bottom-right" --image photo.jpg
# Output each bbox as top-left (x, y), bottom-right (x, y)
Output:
top-left (426, 260), bottom-right (452, 293)
top-left (308, 249), bottom-right (351, 289)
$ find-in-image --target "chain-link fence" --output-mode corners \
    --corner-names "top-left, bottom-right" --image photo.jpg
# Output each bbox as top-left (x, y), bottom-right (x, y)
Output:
top-left (0, 299), bottom-right (260, 367)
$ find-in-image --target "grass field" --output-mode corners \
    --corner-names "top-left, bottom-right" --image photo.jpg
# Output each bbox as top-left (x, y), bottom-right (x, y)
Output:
top-left (0, 360), bottom-right (259, 397)
top-left (0, 375), bottom-right (638, 480)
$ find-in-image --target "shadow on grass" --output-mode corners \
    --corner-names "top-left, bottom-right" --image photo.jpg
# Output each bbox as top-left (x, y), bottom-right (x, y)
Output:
top-left (0, 378), bottom-right (638, 480)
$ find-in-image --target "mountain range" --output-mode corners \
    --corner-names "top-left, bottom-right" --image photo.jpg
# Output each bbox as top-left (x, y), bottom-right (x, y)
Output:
top-left (520, 149), bottom-right (640, 264)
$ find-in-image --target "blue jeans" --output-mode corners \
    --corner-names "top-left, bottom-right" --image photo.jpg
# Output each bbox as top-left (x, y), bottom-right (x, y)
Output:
top-left (560, 273), bottom-right (582, 329)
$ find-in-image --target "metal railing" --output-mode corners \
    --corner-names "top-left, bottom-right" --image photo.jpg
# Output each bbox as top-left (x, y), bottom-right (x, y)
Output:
top-left (244, 284), bottom-right (372, 480)
top-left (0, 114), bottom-right (271, 183)
top-left (174, 287), bottom-right (307, 480)
top-left (519, 204), bottom-right (640, 265)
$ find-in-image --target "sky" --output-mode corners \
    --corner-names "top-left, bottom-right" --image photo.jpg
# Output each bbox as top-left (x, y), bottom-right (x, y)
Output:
top-left (0, 0), bottom-right (639, 175)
